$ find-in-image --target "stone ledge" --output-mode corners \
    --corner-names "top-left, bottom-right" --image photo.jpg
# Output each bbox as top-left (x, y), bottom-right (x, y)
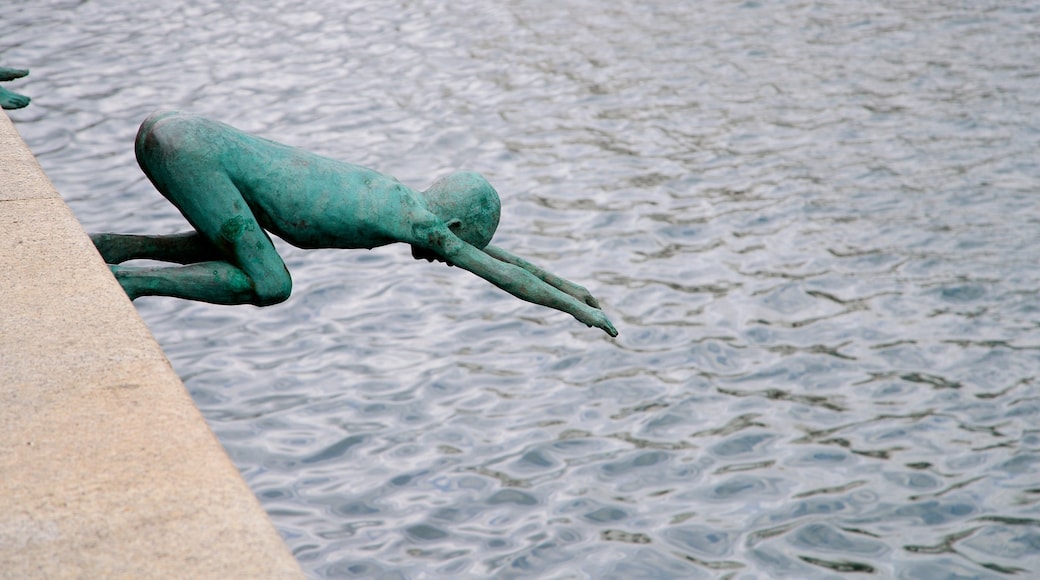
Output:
top-left (0, 111), bottom-right (303, 579)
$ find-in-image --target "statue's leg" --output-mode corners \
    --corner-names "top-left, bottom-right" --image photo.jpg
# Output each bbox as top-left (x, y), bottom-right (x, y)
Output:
top-left (116, 167), bottom-right (292, 306)
top-left (110, 261), bottom-right (260, 304)
top-left (91, 231), bottom-right (221, 264)
top-left (118, 114), bottom-right (293, 306)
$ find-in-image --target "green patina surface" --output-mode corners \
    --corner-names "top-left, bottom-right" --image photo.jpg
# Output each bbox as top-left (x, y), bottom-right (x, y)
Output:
top-left (0, 66), bottom-right (31, 110)
top-left (93, 111), bottom-right (617, 336)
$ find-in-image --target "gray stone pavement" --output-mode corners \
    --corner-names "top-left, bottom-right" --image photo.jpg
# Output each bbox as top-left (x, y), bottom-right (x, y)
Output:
top-left (0, 111), bottom-right (302, 579)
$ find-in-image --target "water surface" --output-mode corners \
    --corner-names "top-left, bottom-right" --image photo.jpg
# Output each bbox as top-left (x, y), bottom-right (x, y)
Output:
top-left (5, 0), bottom-right (1040, 577)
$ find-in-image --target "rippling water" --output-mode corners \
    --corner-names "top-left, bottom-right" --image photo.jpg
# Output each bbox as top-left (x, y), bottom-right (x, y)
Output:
top-left (6, 0), bottom-right (1040, 577)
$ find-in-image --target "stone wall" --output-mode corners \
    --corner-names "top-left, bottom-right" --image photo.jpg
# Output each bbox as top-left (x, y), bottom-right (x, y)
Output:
top-left (0, 111), bottom-right (302, 578)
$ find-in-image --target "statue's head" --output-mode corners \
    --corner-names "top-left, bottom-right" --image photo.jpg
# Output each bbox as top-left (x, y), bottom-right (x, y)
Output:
top-left (422, 172), bottom-right (501, 249)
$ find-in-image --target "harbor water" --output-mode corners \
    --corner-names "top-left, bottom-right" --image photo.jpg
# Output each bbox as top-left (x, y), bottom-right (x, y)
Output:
top-left (5, 0), bottom-right (1040, 577)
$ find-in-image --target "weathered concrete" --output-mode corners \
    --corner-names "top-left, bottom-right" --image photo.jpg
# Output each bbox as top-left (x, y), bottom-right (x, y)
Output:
top-left (0, 111), bottom-right (303, 578)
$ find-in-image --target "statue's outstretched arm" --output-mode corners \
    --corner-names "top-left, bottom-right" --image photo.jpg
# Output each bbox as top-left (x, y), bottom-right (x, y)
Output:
top-left (418, 224), bottom-right (617, 336)
top-left (483, 244), bottom-right (604, 309)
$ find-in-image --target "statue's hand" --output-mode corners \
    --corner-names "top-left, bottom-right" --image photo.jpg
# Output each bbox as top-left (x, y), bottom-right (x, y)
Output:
top-left (0, 87), bottom-right (29, 110)
top-left (577, 306), bottom-right (618, 337)
top-left (0, 67), bottom-right (28, 82)
top-left (559, 280), bottom-right (602, 309)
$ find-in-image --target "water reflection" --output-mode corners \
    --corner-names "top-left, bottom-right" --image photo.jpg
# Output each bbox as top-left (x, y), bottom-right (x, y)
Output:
top-left (7, 0), bottom-right (1040, 577)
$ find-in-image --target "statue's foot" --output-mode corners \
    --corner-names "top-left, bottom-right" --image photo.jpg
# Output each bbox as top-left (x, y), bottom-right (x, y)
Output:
top-left (0, 87), bottom-right (30, 110)
top-left (0, 67), bottom-right (28, 82)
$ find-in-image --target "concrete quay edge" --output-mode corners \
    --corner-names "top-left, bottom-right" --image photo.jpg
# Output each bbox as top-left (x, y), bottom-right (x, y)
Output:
top-left (0, 110), bottom-right (303, 579)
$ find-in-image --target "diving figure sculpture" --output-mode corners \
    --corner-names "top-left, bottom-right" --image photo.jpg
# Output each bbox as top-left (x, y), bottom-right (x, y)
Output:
top-left (92, 111), bottom-right (617, 337)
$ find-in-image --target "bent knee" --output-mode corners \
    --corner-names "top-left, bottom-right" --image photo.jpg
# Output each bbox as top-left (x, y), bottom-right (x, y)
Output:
top-left (251, 272), bottom-right (292, 307)
top-left (135, 111), bottom-right (181, 157)
top-left (135, 111), bottom-right (215, 173)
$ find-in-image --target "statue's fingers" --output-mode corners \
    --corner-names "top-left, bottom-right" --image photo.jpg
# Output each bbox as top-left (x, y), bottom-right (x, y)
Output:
top-left (0, 67), bottom-right (29, 81)
top-left (0, 87), bottom-right (30, 110)
top-left (9, 96), bottom-right (29, 109)
top-left (585, 309), bottom-right (617, 337)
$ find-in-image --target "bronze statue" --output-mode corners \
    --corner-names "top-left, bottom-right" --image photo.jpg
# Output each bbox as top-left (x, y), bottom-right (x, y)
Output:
top-left (92, 111), bottom-right (617, 336)
top-left (0, 67), bottom-right (30, 110)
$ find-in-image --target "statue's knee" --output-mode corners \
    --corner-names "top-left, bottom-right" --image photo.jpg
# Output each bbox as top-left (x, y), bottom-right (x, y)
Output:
top-left (252, 273), bottom-right (292, 307)
top-left (136, 111), bottom-right (177, 159)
